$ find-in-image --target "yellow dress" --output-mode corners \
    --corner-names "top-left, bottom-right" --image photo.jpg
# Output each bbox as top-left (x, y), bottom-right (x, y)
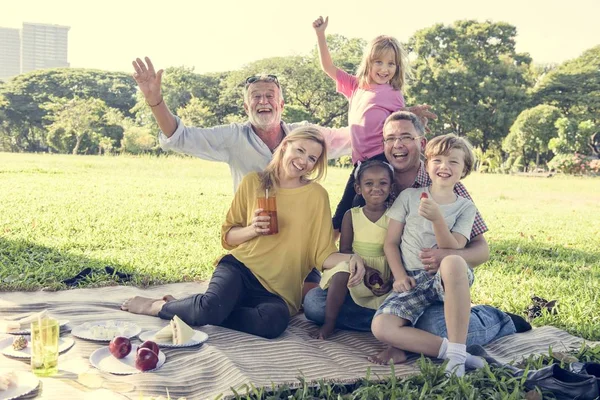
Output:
top-left (320, 207), bottom-right (391, 309)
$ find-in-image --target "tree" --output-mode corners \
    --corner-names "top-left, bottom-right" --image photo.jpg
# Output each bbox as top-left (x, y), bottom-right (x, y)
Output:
top-left (219, 35), bottom-right (365, 128)
top-left (533, 46), bottom-right (600, 124)
top-left (549, 118), bottom-right (595, 156)
top-left (0, 68), bottom-right (136, 152)
top-left (177, 97), bottom-right (219, 128)
top-left (533, 46), bottom-right (600, 152)
top-left (503, 104), bottom-right (562, 166)
top-left (406, 20), bottom-right (533, 149)
top-left (132, 67), bottom-right (226, 130)
top-left (43, 97), bottom-right (116, 154)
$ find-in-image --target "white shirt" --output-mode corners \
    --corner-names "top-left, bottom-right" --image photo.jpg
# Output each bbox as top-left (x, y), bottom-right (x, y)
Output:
top-left (159, 117), bottom-right (351, 192)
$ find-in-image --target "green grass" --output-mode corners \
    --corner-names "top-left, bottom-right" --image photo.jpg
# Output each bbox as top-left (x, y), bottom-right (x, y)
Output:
top-left (1, 152), bottom-right (599, 342)
top-left (222, 344), bottom-right (600, 399)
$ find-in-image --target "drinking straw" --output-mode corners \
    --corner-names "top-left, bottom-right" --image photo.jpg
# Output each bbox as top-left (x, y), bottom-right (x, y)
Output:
top-left (37, 312), bottom-right (43, 363)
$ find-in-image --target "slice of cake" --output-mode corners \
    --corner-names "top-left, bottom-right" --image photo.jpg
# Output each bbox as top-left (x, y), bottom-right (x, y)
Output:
top-left (153, 315), bottom-right (194, 345)
top-left (171, 316), bottom-right (194, 345)
top-left (3, 310), bottom-right (48, 332)
top-left (153, 324), bottom-right (172, 342)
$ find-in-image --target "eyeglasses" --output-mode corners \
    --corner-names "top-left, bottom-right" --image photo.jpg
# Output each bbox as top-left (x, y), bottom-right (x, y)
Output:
top-left (383, 135), bottom-right (422, 146)
top-left (245, 74), bottom-right (280, 88)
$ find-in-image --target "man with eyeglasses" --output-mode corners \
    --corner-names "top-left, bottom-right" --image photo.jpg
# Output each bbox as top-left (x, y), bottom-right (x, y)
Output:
top-left (304, 111), bottom-right (531, 351)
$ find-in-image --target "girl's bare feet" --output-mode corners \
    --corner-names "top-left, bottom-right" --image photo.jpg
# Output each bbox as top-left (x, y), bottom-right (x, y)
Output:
top-left (121, 296), bottom-right (166, 316)
top-left (367, 346), bottom-right (408, 365)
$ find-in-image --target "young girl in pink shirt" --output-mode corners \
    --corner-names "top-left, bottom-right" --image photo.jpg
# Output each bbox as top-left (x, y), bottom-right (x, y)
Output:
top-left (313, 16), bottom-right (408, 236)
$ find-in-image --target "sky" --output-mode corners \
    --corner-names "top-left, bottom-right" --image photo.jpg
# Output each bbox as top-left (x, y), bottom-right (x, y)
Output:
top-left (2, 0), bottom-right (599, 75)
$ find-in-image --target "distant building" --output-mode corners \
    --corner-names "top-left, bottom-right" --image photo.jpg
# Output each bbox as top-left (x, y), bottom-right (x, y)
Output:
top-left (21, 22), bottom-right (70, 74)
top-left (0, 27), bottom-right (21, 81)
top-left (0, 22), bottom-right (70, 81)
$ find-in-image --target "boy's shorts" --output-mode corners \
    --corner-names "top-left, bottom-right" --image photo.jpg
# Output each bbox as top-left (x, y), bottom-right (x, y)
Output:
top-left (375, 266), bottom-right (474, 324)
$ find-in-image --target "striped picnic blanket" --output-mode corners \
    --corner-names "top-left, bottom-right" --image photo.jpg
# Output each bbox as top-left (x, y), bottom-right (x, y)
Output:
top-left (0, 283), bottom-right (593, 400)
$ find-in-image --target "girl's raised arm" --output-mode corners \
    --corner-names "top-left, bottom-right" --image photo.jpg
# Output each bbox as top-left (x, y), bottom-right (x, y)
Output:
top-left (312, 16), bottom-right (338, 80)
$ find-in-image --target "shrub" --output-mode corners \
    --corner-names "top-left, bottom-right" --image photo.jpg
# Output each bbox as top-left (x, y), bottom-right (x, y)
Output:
top-left (589, 159), bottom-right (600, 175)
top-left (121, 126), bottom-right (157, 155)
top-left (335, 155), bottom-right (352, 168)
top-left (547, 153), bottom-right (598, 175)
top-left (511, 156), bottom-right (524, 172)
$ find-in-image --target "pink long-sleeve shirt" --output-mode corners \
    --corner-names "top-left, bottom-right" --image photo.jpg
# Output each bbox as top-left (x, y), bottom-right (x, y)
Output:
top-left (336, 69), bottom-right (405, 164)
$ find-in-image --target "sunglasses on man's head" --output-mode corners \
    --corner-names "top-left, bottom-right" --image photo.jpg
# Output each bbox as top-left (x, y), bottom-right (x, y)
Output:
top-left (244, 74), bottom-right (280, 88)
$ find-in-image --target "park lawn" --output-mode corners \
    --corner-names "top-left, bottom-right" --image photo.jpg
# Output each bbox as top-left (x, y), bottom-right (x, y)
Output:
top-left (1, 152), bottom-right (599, 341)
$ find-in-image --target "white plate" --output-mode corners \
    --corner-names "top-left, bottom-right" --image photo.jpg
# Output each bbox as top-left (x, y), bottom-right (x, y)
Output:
top-left (0, 336), bottom-right (75, 359)
top-left (71, 321), bottom-right (141, 342)
top-left (4, 320), bottom-right (69, 335)
top-left (0, 369), bottom-right (40, 400)
top-left (89, 344), bottom-right (165, 375)
top-left (138, 329), bottom-right (209, 348)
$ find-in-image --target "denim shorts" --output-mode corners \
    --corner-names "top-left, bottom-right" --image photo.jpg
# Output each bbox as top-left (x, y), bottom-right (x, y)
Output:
top-left (375, 267), bottom-right (474, 324)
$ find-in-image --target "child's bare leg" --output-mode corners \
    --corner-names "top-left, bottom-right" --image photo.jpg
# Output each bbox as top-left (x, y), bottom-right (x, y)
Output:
top-left (311, 272), bottom-right (349, 340)
top-left (370, 314), bottom-right (443, 364)
top-left (438, 255), bottom-right (471, 376)
top-left (121, 296), bottom-right (166, 316)
top-left (440, 255), bottom-right (470, 343)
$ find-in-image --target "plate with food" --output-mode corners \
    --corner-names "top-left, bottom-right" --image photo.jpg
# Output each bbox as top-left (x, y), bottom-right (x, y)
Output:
top-left (89, 338), bottom-right (165, 375)
top-left (0, 335), bottom-right (75, 359)
top-left (1, 311), bottom-right (69, 335)
top-left (71, 321), bottom-right (141, 342)
top-left (138, 316), bottom-right (208, 348)
top-left (0, 370), bottom-right (40, 400)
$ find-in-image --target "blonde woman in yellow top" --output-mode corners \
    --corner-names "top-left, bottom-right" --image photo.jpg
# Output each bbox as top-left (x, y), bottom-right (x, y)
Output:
top-left (122, 126), bottom-right (365, 339)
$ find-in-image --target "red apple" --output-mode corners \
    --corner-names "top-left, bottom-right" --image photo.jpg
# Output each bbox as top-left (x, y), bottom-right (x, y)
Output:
top-left (109, 336), bottom-right (132, 359)
top-left (138, 340), bottom-right (160, 356)
top-left (135, 348), bottom-right (159, 371)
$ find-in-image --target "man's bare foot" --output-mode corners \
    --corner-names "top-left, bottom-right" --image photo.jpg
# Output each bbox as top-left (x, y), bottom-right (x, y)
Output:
top-left (121, 296), bottom-right (166, 316)
top-left (311, 324), bottom-right (335, 340)
top-left (367, 346), bottom-right (408, 365)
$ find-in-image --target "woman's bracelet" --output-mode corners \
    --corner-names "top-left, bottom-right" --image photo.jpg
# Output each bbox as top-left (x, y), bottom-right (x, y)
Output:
top-left (146, 97), bottom-right (163, 108)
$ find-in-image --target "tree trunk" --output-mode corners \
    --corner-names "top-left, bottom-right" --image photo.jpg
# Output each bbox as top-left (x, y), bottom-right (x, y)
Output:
top-left (72, 136), bottom-right (82, 155)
